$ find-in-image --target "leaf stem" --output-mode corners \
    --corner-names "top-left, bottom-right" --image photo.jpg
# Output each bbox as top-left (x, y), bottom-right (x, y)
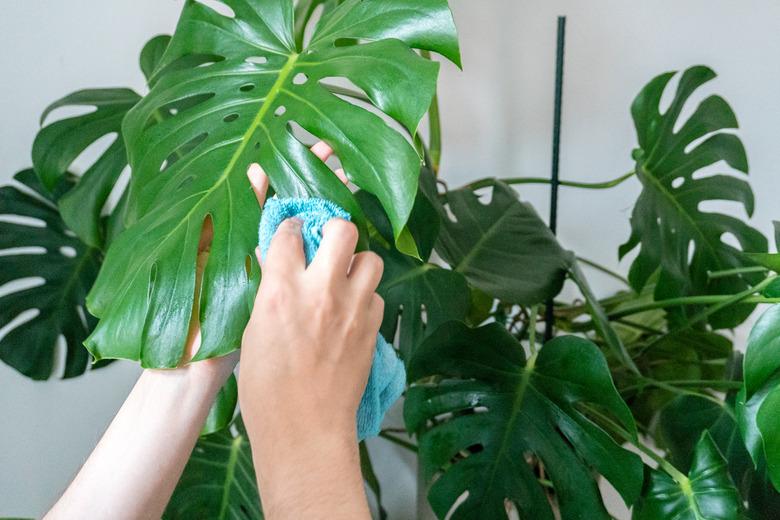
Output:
top-left (707, 265), bottom-right (768, 279)
top-left (528, 304), bottom-right (539, 356)
top-left (607, 286), bottom-right (780, 320)
top-left (465, 171), bottom-right (636, 192)
top-left (379, 431), bottom-right (418, 453)
top-left (577, 256), bottom-right (630, 286)
top-left (420, 51), bottom-right (442, 174)
top-left (586, 405), bottom-right (688, 484)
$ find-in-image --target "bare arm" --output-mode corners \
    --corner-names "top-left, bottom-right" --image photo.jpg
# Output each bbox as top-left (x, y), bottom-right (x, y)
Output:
top-left (238, 163), bottom-right (381, 519)
top-left (45, 358), bottom-right (233, 520)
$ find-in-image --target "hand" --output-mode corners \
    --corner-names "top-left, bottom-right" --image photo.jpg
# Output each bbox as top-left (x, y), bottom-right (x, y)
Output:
top-left (238, 147), bottom-right (381, 519)
top-left (175, 142), bottom-right (344, 385)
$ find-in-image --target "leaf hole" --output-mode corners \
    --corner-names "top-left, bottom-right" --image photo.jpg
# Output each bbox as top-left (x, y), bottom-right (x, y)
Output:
top-left (245, 56), bottom-right (268, 65)
top-left (0, 246), bottom-right (46, 257)
top-left (293, 73), bottom-right (308, 85)
top-left (239, 83), bottom-right (256, 92)
top-left (0, 308), bottom-right (40, 343)
top-left (160, 132), bottom-right (209, 172)
top-left (671, 177), bottom-right (685, 189)
top-left (223, 113), bottom-right (239, 123)
top-left (274, 105), bottom-right (286, 117)
top-left (195, 0), bottom-right (235, 18)
top-left (59, 246), bottom-right (77, 258)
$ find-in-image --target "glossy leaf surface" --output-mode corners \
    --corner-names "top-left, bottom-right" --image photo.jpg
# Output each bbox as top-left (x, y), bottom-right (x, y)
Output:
top-left (0, 170), bottom-right (101, 379)
top-left (164, 419), bottom-right (261, 519)
top-left (436, 180), bottom-right (571, 305)
top-left (620, 66), bottom-right (767, 328)
top-left (737, 304), bottom-right (780, 490)
top-left (85, 0), bottom-right (460, 367)
top-left (633, 432), bottom-right (741, 520)
top-left (405, 322), bottom-right (642, 519)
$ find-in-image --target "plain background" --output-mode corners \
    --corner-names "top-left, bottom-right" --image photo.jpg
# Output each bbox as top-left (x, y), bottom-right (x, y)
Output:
top-left (2, 1), bottom-right (780, 518)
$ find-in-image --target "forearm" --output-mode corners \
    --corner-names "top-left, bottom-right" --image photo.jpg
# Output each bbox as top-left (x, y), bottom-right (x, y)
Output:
top-left (248, 428), bottom-right (370, 519)
top-left (46, 368), bottom-right (223, 520)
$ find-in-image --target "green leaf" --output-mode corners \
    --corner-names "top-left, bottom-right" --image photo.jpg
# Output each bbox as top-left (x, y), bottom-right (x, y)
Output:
top-left (405, 321), bottom-right (642, 519)
top-left (569, 261), bottom-right (639, 373)
top-left (746, 221), bottom-right (780, 272)
top-left (32, 88), bottom-right (140, 248)
top-left (658, 391), bottom-right (780, 519)
top-left (736, 304), bottom-right (780, 490)
top-left (627, 330), bottom-right (732, 425)
top-left (436, 180), bottom-right (571, 305)
top-left (140, 35), bottom-right (173, 81)
top-left (359, 441), bottom-right (387, 520)
top-left (632, 432), bottom-right (742, 520)
top-left (202, 373), bottom-right (238, 436)
top-left (375, 244), bottom-right (469, 359)
top-left (620, 65), bottom-right (767, 329)
top-left (164, 418), bottom-right (262, 519)
top-left (0, 170), bottom-right (101, 380)
top-left (85, 0), bottom-right (460, 368)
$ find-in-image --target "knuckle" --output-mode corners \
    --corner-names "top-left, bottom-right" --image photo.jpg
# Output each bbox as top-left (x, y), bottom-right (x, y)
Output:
top-left (326, 218), bottom-right (357, 241)
top-left (363, 251), bottom-right (384, 274)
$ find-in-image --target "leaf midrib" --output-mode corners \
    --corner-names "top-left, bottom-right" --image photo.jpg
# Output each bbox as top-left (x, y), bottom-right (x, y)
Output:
top-left (97, 53), bottom-right (300, 329)
top-left (479, 352), bottom-right (537, 513)
top-left (638, 162), bottom-right (725, 272)
top-left (218, 435), bottom-right (243, 520)
top-left (453, 202), bottom-right (517, 276)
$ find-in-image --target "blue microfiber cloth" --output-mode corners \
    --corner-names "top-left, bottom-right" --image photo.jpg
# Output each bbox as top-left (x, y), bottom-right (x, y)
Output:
top-left (258, 197), bottom-right (406, 440)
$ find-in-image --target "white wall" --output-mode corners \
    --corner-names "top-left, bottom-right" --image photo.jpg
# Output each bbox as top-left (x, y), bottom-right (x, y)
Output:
top-left (2, 1), bottom-right (779, 518)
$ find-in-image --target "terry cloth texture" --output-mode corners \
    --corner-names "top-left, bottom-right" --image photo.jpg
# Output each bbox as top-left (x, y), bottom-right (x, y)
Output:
top-left (258, 197), bottom-right (406, 440)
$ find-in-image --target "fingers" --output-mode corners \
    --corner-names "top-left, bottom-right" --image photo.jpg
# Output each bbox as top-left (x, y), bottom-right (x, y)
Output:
top-left (311, 219), bottom-right (358, 278)
top-left (349, 251), bottom-right (384, 293)
top-left (264, 218), bottom-right (306, 274)
top-left (247, 163), bottom-right (269, 206)
top-left (334, 168), bottom-right (348, 185)
top-left (310, 141), bottom-right (333, 162)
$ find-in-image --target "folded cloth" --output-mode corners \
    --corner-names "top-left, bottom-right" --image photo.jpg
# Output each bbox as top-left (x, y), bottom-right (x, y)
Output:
top-left (258, 197), bottom-right (406, 440)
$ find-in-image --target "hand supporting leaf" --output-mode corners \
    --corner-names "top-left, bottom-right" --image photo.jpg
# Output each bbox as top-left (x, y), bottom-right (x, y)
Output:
top-left (405, 321), bottom-right (642, 519)
top-left (620, 65), bottom-right (767, 329)
top-left (85, 0), bottom-right (460, 367)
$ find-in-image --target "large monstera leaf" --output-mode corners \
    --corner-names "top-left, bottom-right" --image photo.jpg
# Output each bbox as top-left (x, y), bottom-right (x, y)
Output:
top-left (0, 170), bottom-right (101, 379)
top-left (164, 419), bottom-right (262, 519)
top-left (633, 432), bottom-right (741, 520)
top-left (84, 0), bottom-right (460, 367)
top-left (405, 321), bottom-right (643, 519)
top-left (436, 180), bottom-right (571, 305)
top-left (620, 65), bottom-right (767, 329)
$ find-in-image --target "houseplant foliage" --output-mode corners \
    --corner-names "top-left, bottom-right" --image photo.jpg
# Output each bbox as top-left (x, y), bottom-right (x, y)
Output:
top-left (6, 1), bottom-right (780, 518)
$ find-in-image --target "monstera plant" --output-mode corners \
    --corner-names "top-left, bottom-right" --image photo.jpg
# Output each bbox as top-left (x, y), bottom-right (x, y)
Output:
top-left (5, 1), bottom-right (780, 518)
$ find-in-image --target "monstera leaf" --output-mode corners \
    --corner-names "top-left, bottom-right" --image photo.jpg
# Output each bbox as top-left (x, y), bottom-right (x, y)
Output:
top-left (737, 304), bottom-right (780, 491)
top-left (30, 35), bottom-right (179, 249)
top-left (405, 321), bottom-right (642, 519)
top-left (357, 180), bottom-right (469, 358)
top-left (633, 432), bottom-right (741, 520)
top-left (436, 180), bottom-right (571, 305)
top-left (84, 0), bottom-right (460, 368)
top-left (32, 88), bottom-right (139, 248)
top-left (620, 65), bottom-right (767, 329)
top-left (164, 419), bottom-right (261, 519)
top-left (376, 244), bottom-right (469, 359)
top-left (0, 170), bottom-right (101, 379)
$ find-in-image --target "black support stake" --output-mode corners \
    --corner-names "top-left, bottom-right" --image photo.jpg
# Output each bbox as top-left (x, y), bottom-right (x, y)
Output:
top-left (544, 16), bottom-right (566, 343)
